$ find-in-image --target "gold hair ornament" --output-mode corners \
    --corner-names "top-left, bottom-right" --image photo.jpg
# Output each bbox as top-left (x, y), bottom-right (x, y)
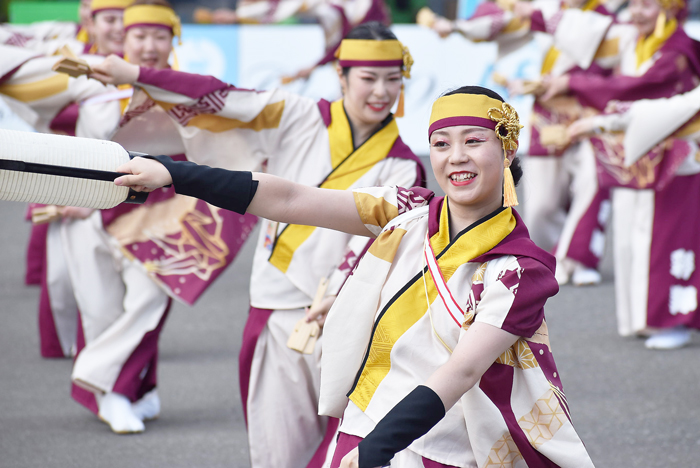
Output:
top-left (401, 45), bottom-right (413, 78)
top-left (393, 45), bottom-right (413, 118)
top-left (487, 103), bottom-right (523, 207)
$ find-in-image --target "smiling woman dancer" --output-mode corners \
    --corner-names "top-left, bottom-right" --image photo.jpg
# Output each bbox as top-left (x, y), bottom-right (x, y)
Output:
top-left (113, 86), bottom-right (593, 468)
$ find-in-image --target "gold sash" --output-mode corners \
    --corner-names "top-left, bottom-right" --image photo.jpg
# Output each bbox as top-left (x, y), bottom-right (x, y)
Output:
top-left (268, 99), bottom-right (399, 273)
top-left (349, 203), bottom-right (516, 411)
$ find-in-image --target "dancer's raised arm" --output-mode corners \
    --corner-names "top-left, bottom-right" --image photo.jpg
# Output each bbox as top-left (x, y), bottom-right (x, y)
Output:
top-left (115, 156), bottom-right (371, 237)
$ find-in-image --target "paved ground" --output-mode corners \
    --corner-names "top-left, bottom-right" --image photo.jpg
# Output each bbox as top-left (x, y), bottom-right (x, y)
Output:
top-left (0, 169), bottom-right (699, 467)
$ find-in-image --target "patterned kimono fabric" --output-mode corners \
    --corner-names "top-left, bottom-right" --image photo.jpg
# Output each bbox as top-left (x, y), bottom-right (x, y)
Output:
top-left (571, 21), bottom-right (700, 336)
top-left (320, 186), bottom-right (594, 468)
top-left (0, 47), bottom-right (122, 357)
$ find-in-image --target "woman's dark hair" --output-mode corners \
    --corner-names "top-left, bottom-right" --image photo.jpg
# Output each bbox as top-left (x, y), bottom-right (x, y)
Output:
top-left (341, 21), bottom-right (399, 77)
top-left (441, 85), bottom-right (523, 186)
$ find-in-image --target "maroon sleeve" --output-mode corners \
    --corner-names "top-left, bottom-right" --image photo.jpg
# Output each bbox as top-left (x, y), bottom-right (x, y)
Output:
top-left (137, 67), bottom-right (232, 100)
top-left (497, 257), bottom-right (557, 338)
top-left (569, 51), bottom-right (696, 111)
top-left (530, 10), bottom-right (546, 32)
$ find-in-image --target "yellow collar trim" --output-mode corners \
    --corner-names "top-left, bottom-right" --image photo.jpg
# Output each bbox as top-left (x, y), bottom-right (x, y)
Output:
top-left (635, 17), bottom-right (677, 69)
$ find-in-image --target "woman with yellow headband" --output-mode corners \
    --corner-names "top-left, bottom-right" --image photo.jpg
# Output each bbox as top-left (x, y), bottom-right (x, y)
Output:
top-left (90, 21), bottom-right (424, 451)
top-left (113, 85), bottom-right (594, 468)
top-left (56, 0), bottom-right (254, 435)
top-left (0, 0), bottom-right (132, 364)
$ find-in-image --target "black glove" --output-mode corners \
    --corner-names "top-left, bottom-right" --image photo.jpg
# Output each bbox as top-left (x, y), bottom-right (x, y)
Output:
top-left (358, 385), bottom-right (446, 468)
top-left (150, 155), bottom-right (258, 215)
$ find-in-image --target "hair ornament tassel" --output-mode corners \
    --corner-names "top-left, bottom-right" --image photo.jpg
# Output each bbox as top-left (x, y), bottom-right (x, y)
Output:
top-left (395, 84), bottom-right (405, 118)
top-left (502, 158), bottom-right (518, 207)
top-left (488, 103), bottom-right (522, 207)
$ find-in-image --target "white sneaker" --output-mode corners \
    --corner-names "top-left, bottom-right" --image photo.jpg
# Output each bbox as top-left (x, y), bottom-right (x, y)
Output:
top-left (571, 265), bottom-right (602, 286)
top-left (645, 327), bottom-right (692, 350)
top-left (97, 392), bottom-right (145, 434)
top-left (555, 258), bottom-right (572, 285)
top-left (132, 389), bottom-right (160, 421)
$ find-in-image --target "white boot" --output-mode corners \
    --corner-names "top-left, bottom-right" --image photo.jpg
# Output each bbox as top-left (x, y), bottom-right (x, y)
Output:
top-left (571, 264), bottom-right (602, 286)
top-left (645, 327), bottom-right (692, 350)
top-left (132, 389), bottom-right (160, 421)
top-left (97, 392), bottom-right (145, 434)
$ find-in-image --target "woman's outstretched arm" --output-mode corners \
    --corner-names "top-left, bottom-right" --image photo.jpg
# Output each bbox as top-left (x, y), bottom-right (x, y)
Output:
top-left (115, 156), bottom-right (372, 237)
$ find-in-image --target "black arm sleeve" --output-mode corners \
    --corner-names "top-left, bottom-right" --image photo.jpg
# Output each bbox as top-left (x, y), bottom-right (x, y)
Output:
top-left (358, 386), bottom-right (446, 468)
top-left (149, 155), bottom-right (258, 215)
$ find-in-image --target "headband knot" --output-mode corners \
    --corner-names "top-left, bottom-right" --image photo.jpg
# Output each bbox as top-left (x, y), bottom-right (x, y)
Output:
top-left (487, 103), bottom-right (522, 151)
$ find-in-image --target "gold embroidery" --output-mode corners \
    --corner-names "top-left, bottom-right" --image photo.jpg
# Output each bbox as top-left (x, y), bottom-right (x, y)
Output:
top-left (483, 433), bottom-right (524, 467)
top-left (518, 388), bottom-right (568, 447)
top-left (472, 262), bottom-right (488, 283)
top-left (496, 339), bottom-right (539, 369)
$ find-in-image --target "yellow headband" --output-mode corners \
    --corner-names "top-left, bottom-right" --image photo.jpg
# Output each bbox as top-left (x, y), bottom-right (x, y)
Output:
top-left (336, 39), bottom-right (413, 78)
top-left (428, 94), bottom-right (504, 137)
top-left (429, 92), bottom-right (522, 207)
top-left (124, 5), bottom-right (181, 43)
top-left (91, 0), bottom-right (132, 14)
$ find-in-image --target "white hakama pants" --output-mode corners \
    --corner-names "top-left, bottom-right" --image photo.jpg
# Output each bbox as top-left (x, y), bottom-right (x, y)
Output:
top-left (611, 188), bottom-right (654, 336)
top-left (60, 212), bottom-right (169, 396)
top-left (246, 308), bottom-right (331, 468)
top-left (523, 141), bottom-right (610, 269)
top-left (44, 222), bottom-right (78, 357)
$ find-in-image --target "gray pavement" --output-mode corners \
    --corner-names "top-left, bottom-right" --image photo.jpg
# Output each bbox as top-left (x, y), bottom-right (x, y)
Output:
top-left (1, 172), bottom-right (699, 467)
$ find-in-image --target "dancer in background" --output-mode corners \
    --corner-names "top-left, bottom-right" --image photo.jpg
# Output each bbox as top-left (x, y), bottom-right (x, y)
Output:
top-left (564, 88), bottom-right (700, 349)
top-left (542, 0), bottom-right (700, 347)
top-left (113, 85), bottom-right (595, 468)
top-left (0, 0), bottom-right (131, 357)
top-left (52, 0), bottom-right (257, 433)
